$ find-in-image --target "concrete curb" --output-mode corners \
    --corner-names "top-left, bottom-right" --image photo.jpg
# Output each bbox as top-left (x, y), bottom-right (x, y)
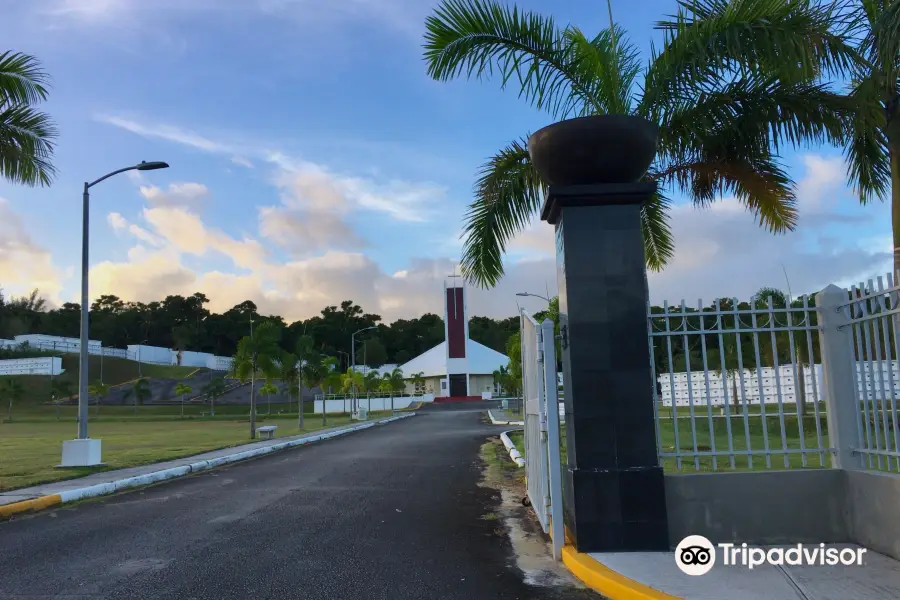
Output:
top-left (499, 429), bottom-right (525, 467)
top-left (487, 409), bottom-right (524, 426)
top-left (561, 546), bottom-right (682, 600)
top-left (0, 413), bottom-right (416, 519)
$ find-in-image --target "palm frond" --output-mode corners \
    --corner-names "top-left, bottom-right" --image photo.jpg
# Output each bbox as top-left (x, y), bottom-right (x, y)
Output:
top-left (844, 74), bottom-right (890, 204)
top-left (0, 51), bottom-right (50, 106)
top-left (862, 0), bottom-right (900, 82)
top-left (656, 75), bottom-right (854, 157)
top-left (459, 139), bottom-right (544, 288)
top-left (0, 104), bottom-right (57, 186)
top-left (654, 155), bottom-right (797, 233)
top-left (643, 0), bottom-right (858, 115)
top-left (423, 0), bottom-right (607, 118)
top-left (641, 188), bottom-right (675, 271)
top-left (563, 25), bottom-right (640, 114)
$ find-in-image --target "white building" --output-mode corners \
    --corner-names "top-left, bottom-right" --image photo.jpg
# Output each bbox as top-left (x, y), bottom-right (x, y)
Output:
top-left (398, 278), bottom-right (509, 398)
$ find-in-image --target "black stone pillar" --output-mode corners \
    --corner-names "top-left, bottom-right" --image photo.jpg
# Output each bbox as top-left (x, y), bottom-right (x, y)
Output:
top-left (529, 115), bottom-right (668, 553)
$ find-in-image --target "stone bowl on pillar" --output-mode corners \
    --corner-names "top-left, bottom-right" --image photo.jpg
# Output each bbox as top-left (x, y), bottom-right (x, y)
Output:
top-left (527, 114), bottom-right (658, 185)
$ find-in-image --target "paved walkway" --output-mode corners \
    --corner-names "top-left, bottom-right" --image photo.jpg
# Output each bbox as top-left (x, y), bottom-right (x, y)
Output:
top-left (0, 419), bottom-right (387, 506)
top-left (0, 402), bottom-right (593, 600)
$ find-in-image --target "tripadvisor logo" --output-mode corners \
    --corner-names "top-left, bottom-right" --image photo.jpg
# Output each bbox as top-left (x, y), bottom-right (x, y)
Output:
top-left (675, 535), bottom-right (716, 576)
top-left (675, 536), bottom-right (867, 576)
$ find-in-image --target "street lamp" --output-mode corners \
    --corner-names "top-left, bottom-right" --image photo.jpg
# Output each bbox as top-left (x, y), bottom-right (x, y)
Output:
top-left (351, 326), bottom-right (377, 414)
top-left (516, 292), bottom-right (551, 303)
top-left (62, 160), bottom-right (169, 468)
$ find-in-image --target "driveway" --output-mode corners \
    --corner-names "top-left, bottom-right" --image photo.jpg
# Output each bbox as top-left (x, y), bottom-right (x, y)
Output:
top-left (0, 403), bottom-right (595, 599)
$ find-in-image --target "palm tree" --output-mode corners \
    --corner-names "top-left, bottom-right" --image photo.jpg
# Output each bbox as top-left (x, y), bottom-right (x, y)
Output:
top-left (88, 381), bottom-right (110, 417)
top-left (423, 0), bottom-right (857, 287)
top-left (278, 351), bottom-right (299, 415)
top-left (259, 380), bottom-right (278, 416)
top-left (3, 379), bottom-right (24, 422)
top-left (300, 353), bottom-right (327, 429)
top-left (125, 377), bottom-right (151, 416)
top-left (843, 1), bottom-right (900, 273)
top-left (0, 51), bottom-right (57, 186)
top-left (174, 382), bottom-right (192, 419)
top-left (410, 371), bottom-right (426, 395)
top-left (202, 377), bottom-right (226, 416)
top-left (232, 321), bottom-right (281, 439)
top-left (386, 367), bottom-right (405, 412)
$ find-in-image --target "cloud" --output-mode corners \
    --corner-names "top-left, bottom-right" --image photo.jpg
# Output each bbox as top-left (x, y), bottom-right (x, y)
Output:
top-left (142, 206), bottom-right (268, 270)
top-left (107, 212), bottom-right (128, 230)
top-left (96, 115), bottom-right (234, 154)
top-left (101, 115), bottom-right (445, 223)
top-left (139, 182), bottom-right (210, 210)
top-left (272, 159), bottom-right (444, 222)
top-left (258, 206), bottom-right (366, 255)
top-left (502, 153), bottom-right (891, 304)
top-left (89, 184), bottom-right (559, 321)
top-left (0, 198), bottom-right (66, 305)
top-left (231, 156), bottom-right (254, 169)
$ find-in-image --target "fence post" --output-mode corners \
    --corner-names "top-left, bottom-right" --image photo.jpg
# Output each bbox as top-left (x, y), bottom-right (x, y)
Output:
top-left (541, 318), bottom-right (564, 561)
top-left (816, 284), bottom-right (862, 470)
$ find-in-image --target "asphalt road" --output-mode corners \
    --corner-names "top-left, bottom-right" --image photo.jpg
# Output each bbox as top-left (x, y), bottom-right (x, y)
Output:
top-left (0, 403), bottom-right (595, 600)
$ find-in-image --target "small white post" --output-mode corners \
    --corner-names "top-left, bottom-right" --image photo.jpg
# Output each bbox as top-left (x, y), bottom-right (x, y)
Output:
top-left (816, 284), bottom-right (863, 470)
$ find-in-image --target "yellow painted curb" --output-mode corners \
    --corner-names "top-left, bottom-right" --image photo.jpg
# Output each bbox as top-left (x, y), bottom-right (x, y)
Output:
top-left (0, 494), bottom-right (62, 519)
top-left (562, 546), bottom-right (682, 600)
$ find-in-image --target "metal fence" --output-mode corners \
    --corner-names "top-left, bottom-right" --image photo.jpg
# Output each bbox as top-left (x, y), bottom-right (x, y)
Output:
top-left (841, 276), bottom-right (900, 472)
top-left (520, 310), bottom-right (563, 559)
top-left (648, 294), bottom-right (832, 471)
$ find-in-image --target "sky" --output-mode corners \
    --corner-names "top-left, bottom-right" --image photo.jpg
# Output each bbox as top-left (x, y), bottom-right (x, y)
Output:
top-left (0, 0), bottom-right (892, 323)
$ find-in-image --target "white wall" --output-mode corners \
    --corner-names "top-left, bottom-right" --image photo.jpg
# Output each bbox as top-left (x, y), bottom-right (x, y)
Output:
top-left (177, 350), bottom-right (212, 368)
top-left (313, 395), bottom-right (432, 414)
top-left (0, 357), bottom-right (64, 376)
top-left (128, 344), bottom-right (175, 365)
top-left (207, 355), bottom-right (233, 371)
top-left (13, 334), bottom-right (103, 355)
top-left (657, 361), bottom-right (899, 407)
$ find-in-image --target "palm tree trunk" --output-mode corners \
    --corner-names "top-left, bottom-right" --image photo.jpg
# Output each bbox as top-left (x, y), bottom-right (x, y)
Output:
top-left (7, 397), bottom-right (12, 422)
top-left (181, 394), bottom-right (184, 419)
top-left (299, 386), bottom-right (305, 430)
top-left (250, 372), bottom-right (257, 439)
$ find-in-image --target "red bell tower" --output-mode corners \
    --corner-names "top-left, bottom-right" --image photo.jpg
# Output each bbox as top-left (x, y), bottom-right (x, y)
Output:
top-left (443, 272), bottom-right (470, 397)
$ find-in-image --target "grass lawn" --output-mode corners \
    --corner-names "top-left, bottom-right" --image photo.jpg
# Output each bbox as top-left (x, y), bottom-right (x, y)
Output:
top-left (501, 412), bottom-right (831, 473)
top-left (0, 410), bottom-right (393, 492)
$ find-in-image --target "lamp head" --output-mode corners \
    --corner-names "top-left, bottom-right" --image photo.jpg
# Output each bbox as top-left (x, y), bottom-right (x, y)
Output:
top-left (136, 161), bottom-right (169, 171)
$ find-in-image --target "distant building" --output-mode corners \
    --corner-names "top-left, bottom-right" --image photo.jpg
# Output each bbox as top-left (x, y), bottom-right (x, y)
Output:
top-left (398, 277), bottom-right (509, 398)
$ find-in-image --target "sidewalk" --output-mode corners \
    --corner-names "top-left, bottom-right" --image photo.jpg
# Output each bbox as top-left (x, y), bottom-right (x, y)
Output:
top-left (1, 414), bottom-right (414, 510)
top-left (565, 545), bottom-right (900, 600)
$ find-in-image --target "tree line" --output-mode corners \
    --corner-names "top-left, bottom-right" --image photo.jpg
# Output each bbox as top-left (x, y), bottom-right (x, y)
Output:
top-left (0, 288), bottom-right (519, 370)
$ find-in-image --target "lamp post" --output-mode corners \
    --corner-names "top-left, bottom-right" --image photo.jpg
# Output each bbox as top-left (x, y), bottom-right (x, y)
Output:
top-left (62, 161), bottom-right (169, 468)
top-left (351, 326), bottom-right (377, 414)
